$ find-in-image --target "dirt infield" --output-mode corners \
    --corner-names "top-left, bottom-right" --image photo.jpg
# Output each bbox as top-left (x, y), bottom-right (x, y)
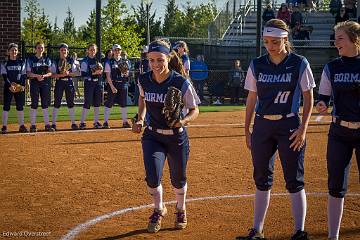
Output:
top-left (0, 111), bottom-right (359, 240)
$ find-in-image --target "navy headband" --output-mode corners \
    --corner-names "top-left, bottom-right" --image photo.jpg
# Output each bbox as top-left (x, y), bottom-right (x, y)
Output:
top-left (148, 43), bottom-right (170, 55)
top-left (8, 43), bottom-right (18, 50)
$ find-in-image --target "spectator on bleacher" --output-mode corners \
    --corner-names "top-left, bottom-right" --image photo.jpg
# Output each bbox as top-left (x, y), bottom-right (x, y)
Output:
top-left (292, 21), bottom-right (312, 41)
top-left (344, 0), bottom-right (356, 18)
top-left (335, 7), bottom-right (350, 24)
top-left (290, 5), bottom-right (304, 29)
top-left (262, 4), bottom-right (276, 25)
top-left (277, 3), bottom-right (291, 26)
top-left (229, 59), bottom-right (245, 104)
top-left (329, 0), bottom-right (342, 16)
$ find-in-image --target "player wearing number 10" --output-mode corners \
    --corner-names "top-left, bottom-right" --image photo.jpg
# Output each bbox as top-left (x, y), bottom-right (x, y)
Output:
top-left (238, 19), bottom-right (315, 240)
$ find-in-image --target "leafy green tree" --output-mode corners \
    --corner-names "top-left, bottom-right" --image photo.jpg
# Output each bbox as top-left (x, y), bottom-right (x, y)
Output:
top-left (132, 1), bottom-right (162, 45)
top-left (101, 0), bottom-right (143, 57)
top-left (22, 0), bottom-right (41, 46)
top-left (37, 9), bottom-right (52, 44)
top-left (162, 0), bottom-right (184, 37)
top-left (63, 7), bottom-right (76, 35)
top-left (81, 9), bottom-right (97, 44)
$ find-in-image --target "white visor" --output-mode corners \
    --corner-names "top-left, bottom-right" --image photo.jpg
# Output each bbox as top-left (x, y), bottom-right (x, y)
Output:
top-left (263, 27), bottom-right (288, 38)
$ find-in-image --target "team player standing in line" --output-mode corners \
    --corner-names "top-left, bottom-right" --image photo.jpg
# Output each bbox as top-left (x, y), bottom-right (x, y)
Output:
top-left (103, 44), bottom-right (131, 128)
top-left (316, 21), bottom-right (360, 240)
top-left (1, 43), bottom-right (28, 134)
top-left (237, 19), bottom-right (315, 240)
top-left (26, 41), bottom-right (54, 132)
top-left (50, 43), bottom-right (79, 130)
top-left (174, 41), bottom-right (191, 78)
top-left (132, 40), bottom-right (200, 233)
top-left (79, 43), bottom-right (103, 130)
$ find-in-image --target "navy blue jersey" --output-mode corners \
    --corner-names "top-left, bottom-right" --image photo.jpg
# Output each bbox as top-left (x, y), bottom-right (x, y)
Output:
top-left (244, 53), bottom-right (315, 115)
top-left (319, 56), bottom-right (360, 122)
top-left (80, 56), bottom-right (102, 80)
top-left (138, 70), bottom-right (199, 130)
top-left (181, 54), bottom-right (190, 71)
top-left (26, 55), bottom-right (52, 77)
top-left (104, 58), bottom-right (129, 83)
top-left (50, 57), bottom-right (76, 80)
top-left (1, 59), bottom-right (26, 86)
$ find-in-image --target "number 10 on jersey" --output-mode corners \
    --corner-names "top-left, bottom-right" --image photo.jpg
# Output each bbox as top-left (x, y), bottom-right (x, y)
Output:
top-left (274, 91), bottom-right (290, 104)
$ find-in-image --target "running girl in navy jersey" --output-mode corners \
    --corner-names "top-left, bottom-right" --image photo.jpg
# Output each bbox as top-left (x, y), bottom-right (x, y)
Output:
top-left (50, 43), bottom-right (79, 130)
top-left (1, 43), bottom-right (28, 134)
top-left (79, 43), bottom-right (103, 129)
top-left (237, 19), bottom-right (315, 240)
top-left (26, 41), bottom-right (54, 132)
top-left (315, 21), bottom-right (360, 240)
top-left (132, 39), bottom-right (200, 233)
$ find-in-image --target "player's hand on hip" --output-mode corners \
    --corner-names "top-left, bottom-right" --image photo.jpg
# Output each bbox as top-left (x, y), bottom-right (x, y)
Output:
top-left (315, 101), bottom-right (328, 114)
top-left (289, 127), bottom-right (306, 152)
top-left (132, 121), bottom-right (143, 133)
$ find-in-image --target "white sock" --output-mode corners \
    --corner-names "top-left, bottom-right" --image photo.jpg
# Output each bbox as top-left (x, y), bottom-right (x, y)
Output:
top-left (328, 195), bottom-right (344, 239)
top-left (2, 111), bottom-right (8, 126)
top-left (30, 108), bottom-right (37, 126)
top-left (253, 189), bottom-right (270, 233)
top-left (42, 108), bottom-right (50, 125)
top-left (94, 107), bottom-right (100, 123)
top-left (17, 111), bottom-right (24, 126)
top-left (80, 108), bottom-right (89, 124)
top-left (290, 189), bottom-right (307, 232)
top-left (148, 185), bottom-right (164, 210)
top-left (104, 106), bottom-right (111, 123)
top-left (52, 107), bottom-right (59, 125)
top-left (68, 107), bottom-right (75, 124)
top-left (121, 107), bottom-right (127, 123)
top-left (174, 183), bottom-right (187, 210)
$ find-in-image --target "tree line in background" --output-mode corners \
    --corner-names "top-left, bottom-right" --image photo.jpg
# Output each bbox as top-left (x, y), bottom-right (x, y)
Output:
top-left (22, 0), bottom-right (218, 57)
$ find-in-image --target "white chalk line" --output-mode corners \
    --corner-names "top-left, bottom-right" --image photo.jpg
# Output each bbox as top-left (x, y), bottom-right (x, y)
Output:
top-left (3, 117), bottom-right (331, 137)
top-left (60, 192), bottom-right (360, 240)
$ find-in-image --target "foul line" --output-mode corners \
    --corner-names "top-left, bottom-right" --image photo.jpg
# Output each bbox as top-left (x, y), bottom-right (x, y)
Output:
top-left (3, 118), bottom-right (331, 137)
top-left (60, 192), bottom-right (360, 240)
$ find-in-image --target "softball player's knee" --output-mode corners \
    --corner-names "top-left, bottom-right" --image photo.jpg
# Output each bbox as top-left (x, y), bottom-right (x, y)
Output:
top-left (3, 104), bottom-right (11, 111)
top-left (255, 184), bottom-right (272, 191)
top-left (286, 182), bottom-right (304, 193)
top-left (54, 100), bottom-right (62, 109)
top-left (329, 188), bottom-right (346, 198)
top-left (41, 102), bottom-right (49, 109)
top-left (15, 105), bottom-right (24, 111)
top-left (30, 102), bottom-right (38, 109)
top-left (170, 178), bottom-right (187, 189)
top-left (104, 101), bottom-right (112, 108)
top-left (67, 102), bottom-right (74, 109)
top-left (146, 178), bottom-right (161, 189)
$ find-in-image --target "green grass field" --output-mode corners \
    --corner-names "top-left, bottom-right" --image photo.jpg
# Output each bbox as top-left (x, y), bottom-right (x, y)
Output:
top-left (2, 105), bottom-right (244, 124)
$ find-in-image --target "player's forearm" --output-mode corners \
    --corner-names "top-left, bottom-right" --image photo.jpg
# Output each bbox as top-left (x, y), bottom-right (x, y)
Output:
top-left (245, 91), bottom-right (257, 134)
top-left (42, 72), bottom-right (52, 78)
top-left (182, 107), bottom-right (199, 125)
top-left (137, 96), bottom-right (146, 121)
top-left (300, 89), bottom-right (314, 131)
top-left (105, 72), bottom-right (113, 86)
